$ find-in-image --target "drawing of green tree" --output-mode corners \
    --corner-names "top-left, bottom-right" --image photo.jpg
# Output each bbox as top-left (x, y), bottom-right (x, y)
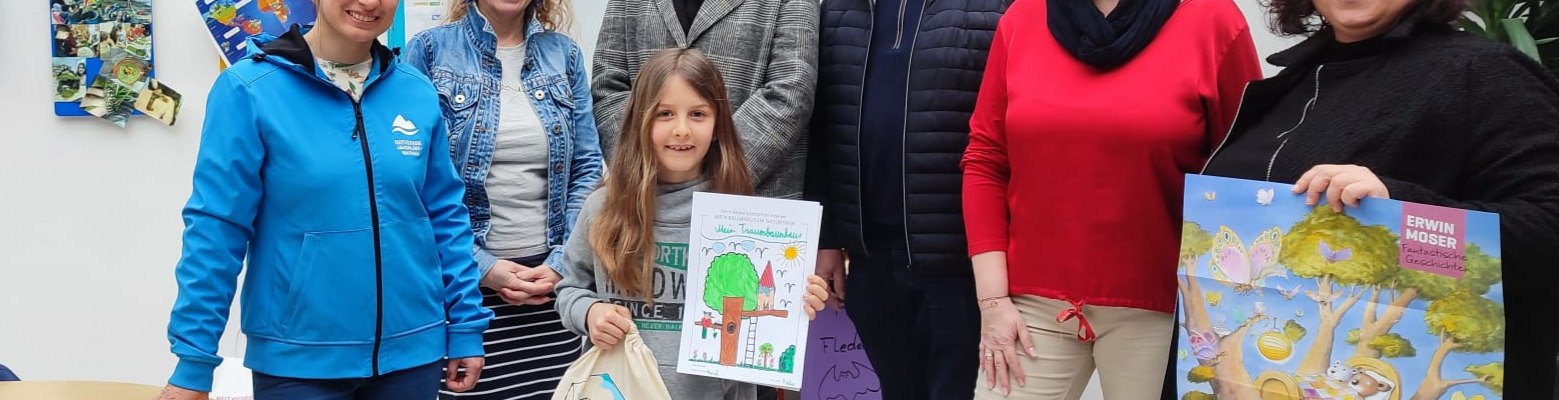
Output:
top-left (779, 345), bottom-right (797, 373)
top-left (759, 343), bottom-right (775, 367)
top-left (704, 253), bottom-right (759, 312)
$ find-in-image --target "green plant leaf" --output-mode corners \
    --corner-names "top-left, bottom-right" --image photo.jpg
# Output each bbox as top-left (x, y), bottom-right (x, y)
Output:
top-left (1504, 18), bottom-right (1545, 61)
top-left (1464, 15), bottom-right (1492, 37)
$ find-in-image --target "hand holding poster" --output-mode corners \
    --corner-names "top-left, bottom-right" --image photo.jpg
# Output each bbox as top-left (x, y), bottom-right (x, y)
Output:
top-left (677, 193), bottom-right (823, 390)
top-left (1176, 174), bottom-right (1503, 400)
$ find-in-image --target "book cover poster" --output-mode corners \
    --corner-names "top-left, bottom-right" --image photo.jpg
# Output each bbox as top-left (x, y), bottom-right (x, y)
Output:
top-left (1176, 174), bottom-right (1503, 400)
top-left (678, 192), bottom-right (823, 390)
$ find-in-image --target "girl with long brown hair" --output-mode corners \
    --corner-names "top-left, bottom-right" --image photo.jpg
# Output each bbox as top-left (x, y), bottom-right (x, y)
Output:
top-left (554, 48), bottom-right (829, 400)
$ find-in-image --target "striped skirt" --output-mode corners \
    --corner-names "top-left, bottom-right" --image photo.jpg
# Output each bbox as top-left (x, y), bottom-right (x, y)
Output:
top-left (439, 289), bottom-right (583, 400)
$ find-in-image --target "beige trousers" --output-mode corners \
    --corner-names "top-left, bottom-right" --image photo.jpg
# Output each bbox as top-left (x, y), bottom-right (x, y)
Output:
top-left (974, 295), bottom-right (1174, 400)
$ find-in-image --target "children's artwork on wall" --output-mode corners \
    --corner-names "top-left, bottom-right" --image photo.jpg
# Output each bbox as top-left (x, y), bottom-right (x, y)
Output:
top-left (801, 305), bottom-right (882, 400)
top-left (51, 0), bottom-right (154, 118)
top-left (1176, 174), bottom-right (1504, 400)
top-left (678, 193), bottom-right (823, 390)
top-left (197, 0), bottom-right (317, 65)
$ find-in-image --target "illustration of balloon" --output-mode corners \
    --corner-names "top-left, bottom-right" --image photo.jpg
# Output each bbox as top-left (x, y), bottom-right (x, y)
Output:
top-left (1256, 331), bottom-right (1293, 362)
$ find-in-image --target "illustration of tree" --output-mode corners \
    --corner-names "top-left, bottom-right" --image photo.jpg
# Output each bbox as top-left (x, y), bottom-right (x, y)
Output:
top-left (759, 343), bottom-right (775, 367)
top-left (779, 345), bottom-right (797, 373)
top-left (1279, 206), bottom-right (1398, 376)
top-left (1351, 245), bottom-right (1501, 360)
top-left (1182, 392), bottom-right (1216, 400)
top-left (1411, 290), bottom-right (1504, 400)
top-left (704, 253), bottom-right (787, 367)
top-left (1187, 366), bottom-right (1215, 383)
top-left (1466, 362), bottom-right (1504, 395)
top-left (1346, 331), bottom-right (1418, 358)
top-left (1176, 221), bottom-right (1260, 399)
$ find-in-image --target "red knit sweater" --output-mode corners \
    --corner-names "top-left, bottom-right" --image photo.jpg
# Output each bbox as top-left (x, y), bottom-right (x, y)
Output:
top-left (962, 0), bottom-right (1261, 314)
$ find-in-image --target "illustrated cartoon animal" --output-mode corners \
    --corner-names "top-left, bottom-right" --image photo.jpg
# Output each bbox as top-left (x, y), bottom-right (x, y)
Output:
top-left (1326, 361), bottom-right (1355, 382)
top-left (1349, 369), bottom-right (1395, 400)
top-left (1208, 226), bottom-right (1287, 292)
top-left (1257, 188), bottom-right (1275, 206)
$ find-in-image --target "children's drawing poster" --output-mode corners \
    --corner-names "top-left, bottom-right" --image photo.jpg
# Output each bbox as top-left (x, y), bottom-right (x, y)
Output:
top-left (1176, 174), bottom-right (1504, 400)
top-left (196, 0), bottom-right (316, 65)
top-left (678, 193), bottom-right (823, 390)
top-left (51, 0), bottom-right (154, 117)
top-left (801, 305), bottom-right (882, 400)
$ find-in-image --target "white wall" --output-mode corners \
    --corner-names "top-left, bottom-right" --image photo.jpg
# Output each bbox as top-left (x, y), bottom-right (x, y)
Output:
top-left (0, 0), bottom-right (1289, 389)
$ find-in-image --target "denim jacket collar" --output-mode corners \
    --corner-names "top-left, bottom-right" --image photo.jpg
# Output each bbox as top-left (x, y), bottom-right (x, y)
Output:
top-left (459, 3), bottom-right (547, 54)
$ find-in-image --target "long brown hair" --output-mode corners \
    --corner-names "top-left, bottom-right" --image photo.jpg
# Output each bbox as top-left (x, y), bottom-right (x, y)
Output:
top-left (589, 48), bottom-right (754, 299)
top-left (445, 0), bottom-right (573, 34)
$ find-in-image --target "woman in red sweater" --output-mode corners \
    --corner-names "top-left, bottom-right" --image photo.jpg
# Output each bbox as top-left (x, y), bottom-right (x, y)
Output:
top-left (961, 0), bottom-right (1260, 397)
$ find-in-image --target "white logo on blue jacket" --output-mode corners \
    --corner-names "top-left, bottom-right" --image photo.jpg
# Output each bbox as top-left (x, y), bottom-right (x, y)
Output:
top-left (392, 114), bottom-right (423, 157)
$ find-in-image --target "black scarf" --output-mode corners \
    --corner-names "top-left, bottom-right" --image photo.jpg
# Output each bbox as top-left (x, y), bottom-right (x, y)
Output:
top-left (1048, 0), bottom-right (1179, 70)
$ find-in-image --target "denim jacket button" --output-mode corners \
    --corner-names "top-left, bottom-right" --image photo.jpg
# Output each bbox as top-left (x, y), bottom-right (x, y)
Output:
top-left (554, 163), bottom-right (563, 173)
top-left (454, 94), bottom-right (466, 104)
top-left (552, 125), bottom-right (561, 133)
top-left (533, 90), bottom-right (545, 100)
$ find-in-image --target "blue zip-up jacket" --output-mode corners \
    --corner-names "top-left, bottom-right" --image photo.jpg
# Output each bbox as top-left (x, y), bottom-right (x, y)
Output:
top-left (166, 27), bottom-right (493, 392)
top-left (403, 6), bottom-right (604, 276)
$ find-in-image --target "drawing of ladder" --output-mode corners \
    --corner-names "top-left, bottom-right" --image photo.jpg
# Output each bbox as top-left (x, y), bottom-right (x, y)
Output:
top-left (743, 317), bottom-right (758, 365)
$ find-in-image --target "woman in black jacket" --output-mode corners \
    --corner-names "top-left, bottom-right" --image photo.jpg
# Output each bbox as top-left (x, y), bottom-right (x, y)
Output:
top-left (1201, 0), bottom-right (1559, 396)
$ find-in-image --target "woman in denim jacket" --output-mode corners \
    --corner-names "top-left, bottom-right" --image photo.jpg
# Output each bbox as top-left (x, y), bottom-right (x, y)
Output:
top-left (404, 1), bottom-right (602, 398)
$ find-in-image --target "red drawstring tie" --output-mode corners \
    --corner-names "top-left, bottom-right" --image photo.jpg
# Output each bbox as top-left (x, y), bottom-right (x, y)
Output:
top-left (1055, 299), bottom-right (1097, 343)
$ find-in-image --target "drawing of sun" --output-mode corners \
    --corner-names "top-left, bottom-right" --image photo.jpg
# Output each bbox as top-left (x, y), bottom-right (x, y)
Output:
top-left (778, 242), bottom-right (807, 269)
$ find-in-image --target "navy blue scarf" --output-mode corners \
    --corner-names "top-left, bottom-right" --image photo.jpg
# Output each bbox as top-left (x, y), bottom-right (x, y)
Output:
top-left (1048, 0), bottom-right (1179, 70)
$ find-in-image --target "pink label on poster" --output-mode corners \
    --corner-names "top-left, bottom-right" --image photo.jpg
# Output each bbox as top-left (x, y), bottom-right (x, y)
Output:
top-left (1400, 202), bottom-right (1467, 278)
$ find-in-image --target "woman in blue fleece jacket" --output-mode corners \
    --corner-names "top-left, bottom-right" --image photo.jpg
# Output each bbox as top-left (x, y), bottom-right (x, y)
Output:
top-left (157, 0), bottom-right (493, 398)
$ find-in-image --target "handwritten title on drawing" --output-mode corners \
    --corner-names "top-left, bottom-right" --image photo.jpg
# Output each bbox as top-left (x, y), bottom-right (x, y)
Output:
top-left (714, 209), bottom-right (802, 239)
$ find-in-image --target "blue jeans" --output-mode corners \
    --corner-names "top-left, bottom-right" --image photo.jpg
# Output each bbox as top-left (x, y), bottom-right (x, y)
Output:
top-left (845, 246), bottom-right (980, 400)
top-left (254, 361), bottom-right (442, 400)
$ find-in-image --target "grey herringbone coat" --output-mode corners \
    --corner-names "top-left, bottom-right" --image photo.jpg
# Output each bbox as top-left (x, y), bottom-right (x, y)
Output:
top-left (592, 0), bottom-right (818, 199)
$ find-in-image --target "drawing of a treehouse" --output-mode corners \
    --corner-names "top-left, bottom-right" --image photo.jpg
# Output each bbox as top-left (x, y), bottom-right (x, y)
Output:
top-left (705, 253), bottom-right (789, 367)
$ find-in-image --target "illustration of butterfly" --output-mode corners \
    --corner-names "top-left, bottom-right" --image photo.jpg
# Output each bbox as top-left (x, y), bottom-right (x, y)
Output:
top-left (1319, 239), bottom-right (1353, 263)
top-left (1209, 226), bottom-right (1288, 293)
top-left (1274, 283), bottom-right (1303, 300)
top-left (1257, 188), bottom-right (1275, 206)
top-left (1187, 329), bottom-right (1221, 360)
top-left (1204, 191), bottom-right (1217, 201)
top-left (1205, 291), bottom-right (1223, 307)
top-left (1177, 349), bottom-right (1189, 360)
top-left (1254, 302), bottom-right (1267, 316)
top-left (1294, 309), bottom-right (1305, 318)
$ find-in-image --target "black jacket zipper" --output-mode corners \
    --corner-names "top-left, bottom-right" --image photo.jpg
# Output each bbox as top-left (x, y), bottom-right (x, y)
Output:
top-left (352, 100), bottom-right (387, 376)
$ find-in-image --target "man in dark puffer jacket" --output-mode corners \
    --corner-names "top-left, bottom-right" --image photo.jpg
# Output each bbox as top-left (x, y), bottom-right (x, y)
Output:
top-left (805, 1), bottom-right (1009, 399)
